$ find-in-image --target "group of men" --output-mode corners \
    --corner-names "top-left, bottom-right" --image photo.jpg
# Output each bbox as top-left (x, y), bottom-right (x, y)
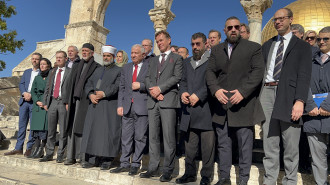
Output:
top-left (3, 6), bottom-right (330, 185)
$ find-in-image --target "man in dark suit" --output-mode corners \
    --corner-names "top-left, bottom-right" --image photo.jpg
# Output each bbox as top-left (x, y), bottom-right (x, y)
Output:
top-left (39, 51), bottom-right (71, 163)
top-left (175, 32), bottom-right (214, 185)
top-left (111, 44), bottom-right (149, 175)
top-left (63, 43), bottom-right (100, 166)
top-left (206, 16), bottom-right (265, 185)
top-left (4, 53), bottom-right (42, 157)
top-left (261, 8), bottom-right (312, 184)
top-left (140, 30), bottom-right (183, 182)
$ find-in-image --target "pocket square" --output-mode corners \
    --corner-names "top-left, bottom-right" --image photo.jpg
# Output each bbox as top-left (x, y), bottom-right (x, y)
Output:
top-left (169, 58), bottom-right (174, 63)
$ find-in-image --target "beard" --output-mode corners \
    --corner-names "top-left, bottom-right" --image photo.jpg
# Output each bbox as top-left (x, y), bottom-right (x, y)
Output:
top-left (192, 48), bottom-right (205, 61)
top-left (82, 56), bottom-right (91, 61)
top-left (103, 58), bottom-right (114, 66)
top-left (227, 32), bottom-right (241, 44)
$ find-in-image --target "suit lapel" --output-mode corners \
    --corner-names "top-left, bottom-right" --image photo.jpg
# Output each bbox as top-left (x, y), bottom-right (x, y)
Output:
top-left (61, 68), bottom-right (70, 87)
top-left (137, 60), bottom-right (147, 82)
top-left (283, 36), bottom-right (298, 63)
top-left (25, 69), bottom-right (32, 90)
top-left (128, 63), bottom-right (133, 85)
top-left (159, 52), bottom-right (172, 75)
top-left (266, 38), bottom-right (277, 71)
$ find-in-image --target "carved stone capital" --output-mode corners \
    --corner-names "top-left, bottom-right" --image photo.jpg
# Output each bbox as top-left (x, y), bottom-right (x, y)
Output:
top-left (149, 8), bottom-right (175, 32)
top-left (240, 0), bottom-right (273, 21)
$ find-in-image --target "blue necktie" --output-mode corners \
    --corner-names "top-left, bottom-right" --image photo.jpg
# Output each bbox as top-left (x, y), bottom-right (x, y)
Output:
top-left (273, 36), bottom-right (284, 81)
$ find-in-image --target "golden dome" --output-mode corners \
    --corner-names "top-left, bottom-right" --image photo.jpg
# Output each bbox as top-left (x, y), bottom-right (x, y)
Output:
top-left (262, 0), bottom-right (330, 43)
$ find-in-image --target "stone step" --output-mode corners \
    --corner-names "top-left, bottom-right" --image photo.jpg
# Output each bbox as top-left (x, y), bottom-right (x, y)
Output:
top-left (0, 150), bottom-right (322, 185)
top-left (0, 116), bottom-right (19, 129)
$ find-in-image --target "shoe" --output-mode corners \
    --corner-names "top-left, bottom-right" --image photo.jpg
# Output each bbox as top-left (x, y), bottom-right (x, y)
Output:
top-left (24, 149), bottom-right (32, 157)
top-left (4, 150), bottom-right (23, 156)
top-left (27, 147), bottom-right (38, 158)
top-left (200, 176), bottom-right (211, 185)
top-left (100, 162), bottom-right (111, 170)
top-left (56, 155), bottom-right (64, 163)
top-left (215, 178), bottom-right (231, 185)
top-left (110, 166), bottom-right (130, 173)
top-left (128, 167), bottom-right (139, 175)
top-left (64, 159), bottom-right (76, 165)
top-left (238, 180), bottom-right (247, 185)
top-left (160, 173), bottom-right (172, 182)
top-left (140, 170), bottom-right (161, 178)
top-left (32, 147), bottom-right (44, 159)
top-left (81, 161), bottom-right (94, 168)
top-left (39, 155), bottom-right (53, 162)
top-left (175, 174), bottom-right (197, 184)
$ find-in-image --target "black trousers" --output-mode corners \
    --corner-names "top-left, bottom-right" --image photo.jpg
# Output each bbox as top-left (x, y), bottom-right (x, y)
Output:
top-left (215, 122), bottom-right (253, 182)
top-left (184, 128), bottom-right (215, 178)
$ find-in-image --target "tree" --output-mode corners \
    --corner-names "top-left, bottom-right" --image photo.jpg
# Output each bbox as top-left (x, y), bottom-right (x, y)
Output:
top-left (0, 0), bottom-right (24, 71)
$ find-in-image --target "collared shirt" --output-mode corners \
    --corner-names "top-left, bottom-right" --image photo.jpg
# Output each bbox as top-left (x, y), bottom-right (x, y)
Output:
top-left (321, 51), bottom-right (330, 63)
top-left (265, 32), bottom-right (293, 83)
top-left (67, 58), bottom-right (75, 68)
top-left (27, 68), bottom-right (40, 93)
top-left (158, 50), bottom-right (172, 63)
top-left (53, 67), bottom-right (66, 98)
top-left (228, 43), bottom-right (234, 59)
top-left (132, 61), bottom-right (144, 77)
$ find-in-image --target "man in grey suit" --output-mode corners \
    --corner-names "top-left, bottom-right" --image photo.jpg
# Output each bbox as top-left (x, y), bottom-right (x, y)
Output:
top-left (140, 30), bottom-right (183, 182)
top-left (111, 44), bottom-right (149, 175)
top-left (261, 8), bottom-right (312, 184)
top-left (40, 51), bottom-right (71, 163)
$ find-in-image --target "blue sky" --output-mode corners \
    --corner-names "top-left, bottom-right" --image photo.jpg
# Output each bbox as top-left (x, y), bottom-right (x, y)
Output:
top-left (0, 0), bottom-right (296, 77)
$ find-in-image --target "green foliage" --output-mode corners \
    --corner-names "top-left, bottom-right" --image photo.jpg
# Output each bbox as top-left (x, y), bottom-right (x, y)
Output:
top-left (0, 0), bottom-right (24, 71)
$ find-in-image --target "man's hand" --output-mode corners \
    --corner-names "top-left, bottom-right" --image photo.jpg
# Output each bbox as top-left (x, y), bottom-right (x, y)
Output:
top-left (95, 91), bottom-right (105, 99)
top-left (117, 107), bottom-right (123, 116)
top-left (23, 92), bottom-right (32, 102)
top-left (149, 86), bottom-right (161, 99)
top-left (229, 89), bottom-right (244, 105)
top-left (181, 92), bottom-right (190, 104)
top-left (215, 89), bottom-right (229, 104)
top-left (291, 100), bottom-right (304, 121)
top-left (44, 105), bottom-right (48, 111)
top-left (189, 93), bottom-right (199, 107)
top-left (308, 107), bottom-right (319, 116)
top-left (157, 94), bottom-right (164, 101)
top-left (65, 104), bottom-right (69, 111)
top-left (319, 107), bottom-right (330, 116)
top-left (132, 82), bottom-right (140, 90)
top-left (90, 94), bottom-right (99, 104)
top-left (36, 101), bottom-right (43, 108)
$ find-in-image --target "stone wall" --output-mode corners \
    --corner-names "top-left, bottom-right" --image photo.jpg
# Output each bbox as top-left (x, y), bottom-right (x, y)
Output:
top-left (0, 77), bottom-right (21, 116)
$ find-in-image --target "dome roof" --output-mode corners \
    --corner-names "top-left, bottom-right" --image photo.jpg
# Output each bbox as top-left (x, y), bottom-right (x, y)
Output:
top-left (262, 0), bottom-right (330, 43)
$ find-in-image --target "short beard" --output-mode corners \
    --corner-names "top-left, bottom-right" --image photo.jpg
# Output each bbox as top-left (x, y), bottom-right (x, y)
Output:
top-left (104, 58), bottom-right (114, 66)
top-left (82, 56), bottom-right (91, 61)
top-left (227, 33), bottom-right (241, 44)
top-left (192, 49), bottom-right (205, 61)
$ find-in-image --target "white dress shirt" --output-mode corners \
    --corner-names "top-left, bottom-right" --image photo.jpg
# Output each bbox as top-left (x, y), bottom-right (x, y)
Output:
top-left (27, 69), bottom-right (40, 93)
top-left (132, 61), bottom-right (144, 77)
top-left (265, 32), bottom-right (293, 83)
top-left (53, 67), bottom-right (66, 98)
top-left (159, 50), bottom-right (172, 63)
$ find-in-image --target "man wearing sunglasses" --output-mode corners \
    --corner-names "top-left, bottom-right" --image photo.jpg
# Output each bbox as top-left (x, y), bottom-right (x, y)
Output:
top-left (206, 16), bottom-right (265, 185)
top-left (303, 26), bottom-right (330, 185)
top-left (261, 8), bottom-right (312, 184)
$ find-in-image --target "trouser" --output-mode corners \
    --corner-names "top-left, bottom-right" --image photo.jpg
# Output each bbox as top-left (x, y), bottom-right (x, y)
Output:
top-left (15, 101), bottom-right (34, 150)
top-left (184, 128), bottom-right (215, 178)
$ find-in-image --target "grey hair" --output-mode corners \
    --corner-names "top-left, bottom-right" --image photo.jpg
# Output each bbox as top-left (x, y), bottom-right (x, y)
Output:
top-left (142, 39), bottom-right (153, 46)
top-left (319, 26), bottom-right (330, 34)
top-left (291, 24), bottom-right (304, 34)
top-left (131, 44), bottom-right (145, 54)
top-left (68, 45), bottom-right (79, 52)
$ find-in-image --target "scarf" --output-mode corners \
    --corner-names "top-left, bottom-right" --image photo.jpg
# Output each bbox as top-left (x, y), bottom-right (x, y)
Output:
top-left (40, 69), bottom-right (51, 78)
top-left (116, 50), bottom-right (129, 67)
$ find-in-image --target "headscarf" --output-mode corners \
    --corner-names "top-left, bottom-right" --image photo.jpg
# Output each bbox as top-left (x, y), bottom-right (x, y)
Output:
top-left (116, 50), bottom-right (128, 67)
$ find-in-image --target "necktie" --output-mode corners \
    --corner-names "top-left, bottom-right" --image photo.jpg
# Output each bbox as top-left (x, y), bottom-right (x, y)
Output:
top-left (160, 53), bottom-right (166, 65)
top-left (273, 36), bottom-right (284, 81)
top-left (53, 69), bottom-right (63, 98)
top-left (132, 64), bottom-right (138, 82)
top-left (157, 54), bottom-right (166, 80)
top-left (228, 44), bottom-right (233, 59)
top-left (321, 54), bottom-right (329, 64)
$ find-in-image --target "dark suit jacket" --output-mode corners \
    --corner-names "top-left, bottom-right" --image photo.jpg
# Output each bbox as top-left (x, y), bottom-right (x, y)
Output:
top-left (118, 60), bottom-right (149, 116)
top-left (179, 52), bottom-right (213, 131)
top-left (262, 35), bottom-right (312, 124)
top-left (145, 52), bottom-right (183, 109)
top-left (206, 38), bottom-right (265, 127)
top-left (43, 67), bottom-right (71, 108)
top-left (18, 68), bottom-right (34, 106)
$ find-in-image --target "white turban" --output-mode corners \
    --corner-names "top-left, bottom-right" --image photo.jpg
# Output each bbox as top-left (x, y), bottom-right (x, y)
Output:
top-left (102, 45), bottom-right (117, 55)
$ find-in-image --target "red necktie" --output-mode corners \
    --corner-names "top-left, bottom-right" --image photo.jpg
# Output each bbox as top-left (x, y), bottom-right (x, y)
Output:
top-left (132, 64), bottom-right (138, 102)
top-left (53, 69), bottom-right (63, 98)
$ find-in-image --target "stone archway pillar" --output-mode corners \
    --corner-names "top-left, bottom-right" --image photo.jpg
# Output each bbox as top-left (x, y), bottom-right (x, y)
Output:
top-left (240, 0), bottom-right (273, 44)
top-left (149, 0), bottom-right (175, 55)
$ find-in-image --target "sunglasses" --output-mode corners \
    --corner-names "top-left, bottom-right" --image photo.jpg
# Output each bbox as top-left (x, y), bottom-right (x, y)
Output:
top-left (316, 37), bottom-right (330, 42)
top-left (191, 42), bottom-right (202, 47)
top-left (272, 16), bottom-right (290, 22)
top-left (305, 36), bottom-right (316, 41)
top-left (227, 25), bottom-right (240, 31)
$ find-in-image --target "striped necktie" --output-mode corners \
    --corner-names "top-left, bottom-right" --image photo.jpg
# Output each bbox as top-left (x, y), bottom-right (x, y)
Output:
top-left (273, 36), bottom-right (284, 81)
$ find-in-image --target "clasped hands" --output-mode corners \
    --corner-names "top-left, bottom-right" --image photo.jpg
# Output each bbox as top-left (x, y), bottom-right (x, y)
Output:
top-left (308, 107), bottom-right (330, 117)
top-left (89, 91), bottom-right (105, 104)
top-left (215, 89), bottom-right (243, 105)
top-left (149, 86), bottom-right (164, 101)
top-left (181, 92), bottom-right (199, 107)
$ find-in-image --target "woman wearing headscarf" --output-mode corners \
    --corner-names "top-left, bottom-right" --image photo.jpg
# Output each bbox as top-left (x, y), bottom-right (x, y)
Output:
top-left (115, 50), bottom-right (128, 67)
top-left (29, 58), bottom-right (52, 158)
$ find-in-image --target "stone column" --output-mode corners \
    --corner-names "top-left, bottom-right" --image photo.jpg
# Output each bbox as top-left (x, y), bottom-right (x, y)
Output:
top-left (240, 0), bottom-right (273, 44)
top-left (149, 0), bottom-right (175, 55)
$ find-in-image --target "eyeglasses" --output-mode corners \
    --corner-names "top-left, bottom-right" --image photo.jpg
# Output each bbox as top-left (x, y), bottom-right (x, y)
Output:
top-left (305, 36), bottom-right (316, 41)
top-left (272, 16), bottom-right (290, 22)
top-left (142, 45), bottom-right (152, 47)
top-left (227, 25), bottom-right (240, 31)
top-left (191, 42), bottom-right (202, 47)
top-left (316, 37), bottom-right (330, 42)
